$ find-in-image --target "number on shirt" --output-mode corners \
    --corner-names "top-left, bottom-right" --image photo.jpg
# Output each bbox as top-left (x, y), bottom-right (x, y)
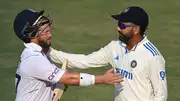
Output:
top-left (15, 74), bottom-right (21, 93)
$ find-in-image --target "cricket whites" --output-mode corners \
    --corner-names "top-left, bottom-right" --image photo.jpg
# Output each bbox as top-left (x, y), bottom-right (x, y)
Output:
top-left (52, 59), bottom-right (68, 101)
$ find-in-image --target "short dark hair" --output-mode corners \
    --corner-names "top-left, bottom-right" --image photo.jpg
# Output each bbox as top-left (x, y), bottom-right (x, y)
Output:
top-left (140, 26), bottom-right (147, 36)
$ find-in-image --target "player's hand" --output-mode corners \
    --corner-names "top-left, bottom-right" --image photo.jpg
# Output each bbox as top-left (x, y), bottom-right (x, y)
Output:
top-left (102, 68), bottom-right (124, 85)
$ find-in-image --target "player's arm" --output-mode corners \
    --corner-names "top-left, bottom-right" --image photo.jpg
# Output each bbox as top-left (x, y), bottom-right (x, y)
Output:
top-left (48, 41), bottom-right (114, 69)
top-left (149, 56), bottom-right (168, 101)
top-left (25, 56), bottom-right (123, 86)
top-left (59, 68), bottom-right (123, 86)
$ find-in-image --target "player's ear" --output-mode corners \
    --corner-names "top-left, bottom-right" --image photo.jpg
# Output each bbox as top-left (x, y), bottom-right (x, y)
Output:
top-left (133, 26), bottom-right (140, 35)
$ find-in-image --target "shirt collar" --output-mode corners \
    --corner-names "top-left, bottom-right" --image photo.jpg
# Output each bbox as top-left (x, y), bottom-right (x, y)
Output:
top-left (120, 36), bottom-right (148, 52)
top-left (24, 42), bottom-right (42, 52)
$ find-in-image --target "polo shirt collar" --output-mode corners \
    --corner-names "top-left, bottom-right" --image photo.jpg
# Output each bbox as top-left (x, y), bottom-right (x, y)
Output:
top-left (24, 42), bottom-right (42, 52)
top-left (120, 36), bottom-right (148, 52)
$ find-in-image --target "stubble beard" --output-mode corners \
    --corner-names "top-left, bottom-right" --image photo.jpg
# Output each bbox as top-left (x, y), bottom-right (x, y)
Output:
top-left (38, 38), bottom-right (51, 48)
top-left (118, 31), bottom-right (133, 44)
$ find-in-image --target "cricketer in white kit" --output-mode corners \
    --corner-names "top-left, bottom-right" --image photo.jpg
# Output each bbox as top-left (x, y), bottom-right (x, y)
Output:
top-left (48, 6), bottom-right (168, 101)
top-left (49, 36), bottom-right (167, 101)
top-left (15, 43), bottom-right (65, 101)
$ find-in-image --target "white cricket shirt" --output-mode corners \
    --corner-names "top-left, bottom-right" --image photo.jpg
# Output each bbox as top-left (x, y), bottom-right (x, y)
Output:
top-left (15, 43), bottom-right (65, 101)
top-left (49, 36), bottom-right (167, 101)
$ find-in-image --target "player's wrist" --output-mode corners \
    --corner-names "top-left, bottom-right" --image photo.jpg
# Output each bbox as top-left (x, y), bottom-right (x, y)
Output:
top-left (94, 75), bottom-right (105, 84)
top-left (79, 73), bottom-right (95, 86)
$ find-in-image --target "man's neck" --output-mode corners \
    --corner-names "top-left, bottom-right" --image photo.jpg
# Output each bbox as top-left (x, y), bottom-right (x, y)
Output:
top-left (42, 48), bottom-right (50, 54)
top-left (31, 40), bottom-right (50, 54)
top-left (126, 35), bottom-right (143, 50)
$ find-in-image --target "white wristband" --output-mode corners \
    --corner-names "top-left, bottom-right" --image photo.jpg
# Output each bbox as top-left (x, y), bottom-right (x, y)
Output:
top-left (80, 73), bottom-right (95, 86)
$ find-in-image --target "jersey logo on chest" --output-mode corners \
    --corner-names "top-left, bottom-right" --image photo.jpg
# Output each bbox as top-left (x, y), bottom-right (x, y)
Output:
top-left (115, 68), bottom-right (133, 80)
top-left (114, 55), bottom-right (120, 60)
top-left (131, 60), bottom-right (137, 68)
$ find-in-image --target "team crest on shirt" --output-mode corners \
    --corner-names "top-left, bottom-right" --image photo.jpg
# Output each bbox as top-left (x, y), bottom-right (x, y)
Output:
top-left (130, 60), bottom-right (137, 68)
top-left (160, 71), bottom-right (166, 80)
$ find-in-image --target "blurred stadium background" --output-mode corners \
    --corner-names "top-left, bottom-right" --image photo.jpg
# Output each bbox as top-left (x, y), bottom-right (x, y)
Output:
top-left (0, 0), bottom-right (180, 101)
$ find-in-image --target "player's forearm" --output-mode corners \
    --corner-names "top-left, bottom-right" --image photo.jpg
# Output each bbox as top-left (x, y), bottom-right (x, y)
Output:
top-left (94, 75), bottom-right (105, 84)
top-left (59, 72), bottom-right (109, 86)
top-left (59, 72), bottom-right (80, 86)
top-left (49, 48), bottom-right (89, 69)
top-left (59, 69), bottom-right (123, 86)
top-left (59, 72), bottom-right (95, 86)
top-left (49, 48), bottom-right (109, 69)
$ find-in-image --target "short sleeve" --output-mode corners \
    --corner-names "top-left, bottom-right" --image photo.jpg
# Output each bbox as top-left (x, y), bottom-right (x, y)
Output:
top-left (21, 55), bottom-right (65, 84)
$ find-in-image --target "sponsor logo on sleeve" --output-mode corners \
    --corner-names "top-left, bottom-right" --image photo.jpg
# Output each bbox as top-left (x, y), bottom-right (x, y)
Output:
top-left (160, 71), bottom-right (166, 80)
top-left (48, 68), bottom-right (60, 80)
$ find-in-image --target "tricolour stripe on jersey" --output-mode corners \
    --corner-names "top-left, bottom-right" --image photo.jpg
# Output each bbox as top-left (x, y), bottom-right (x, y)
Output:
top-left (143, 42), bottom-right (159, 56)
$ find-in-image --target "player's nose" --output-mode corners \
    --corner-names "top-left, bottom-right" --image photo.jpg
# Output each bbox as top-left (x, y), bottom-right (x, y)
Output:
top-left (116, 26), bottom-right (121, 31)
top-left (48, 33), bottom-right (52, 37)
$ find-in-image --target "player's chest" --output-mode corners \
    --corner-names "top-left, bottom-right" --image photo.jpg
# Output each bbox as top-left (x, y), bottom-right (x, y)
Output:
top-left (113, 51), bottom-right (148, 79)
